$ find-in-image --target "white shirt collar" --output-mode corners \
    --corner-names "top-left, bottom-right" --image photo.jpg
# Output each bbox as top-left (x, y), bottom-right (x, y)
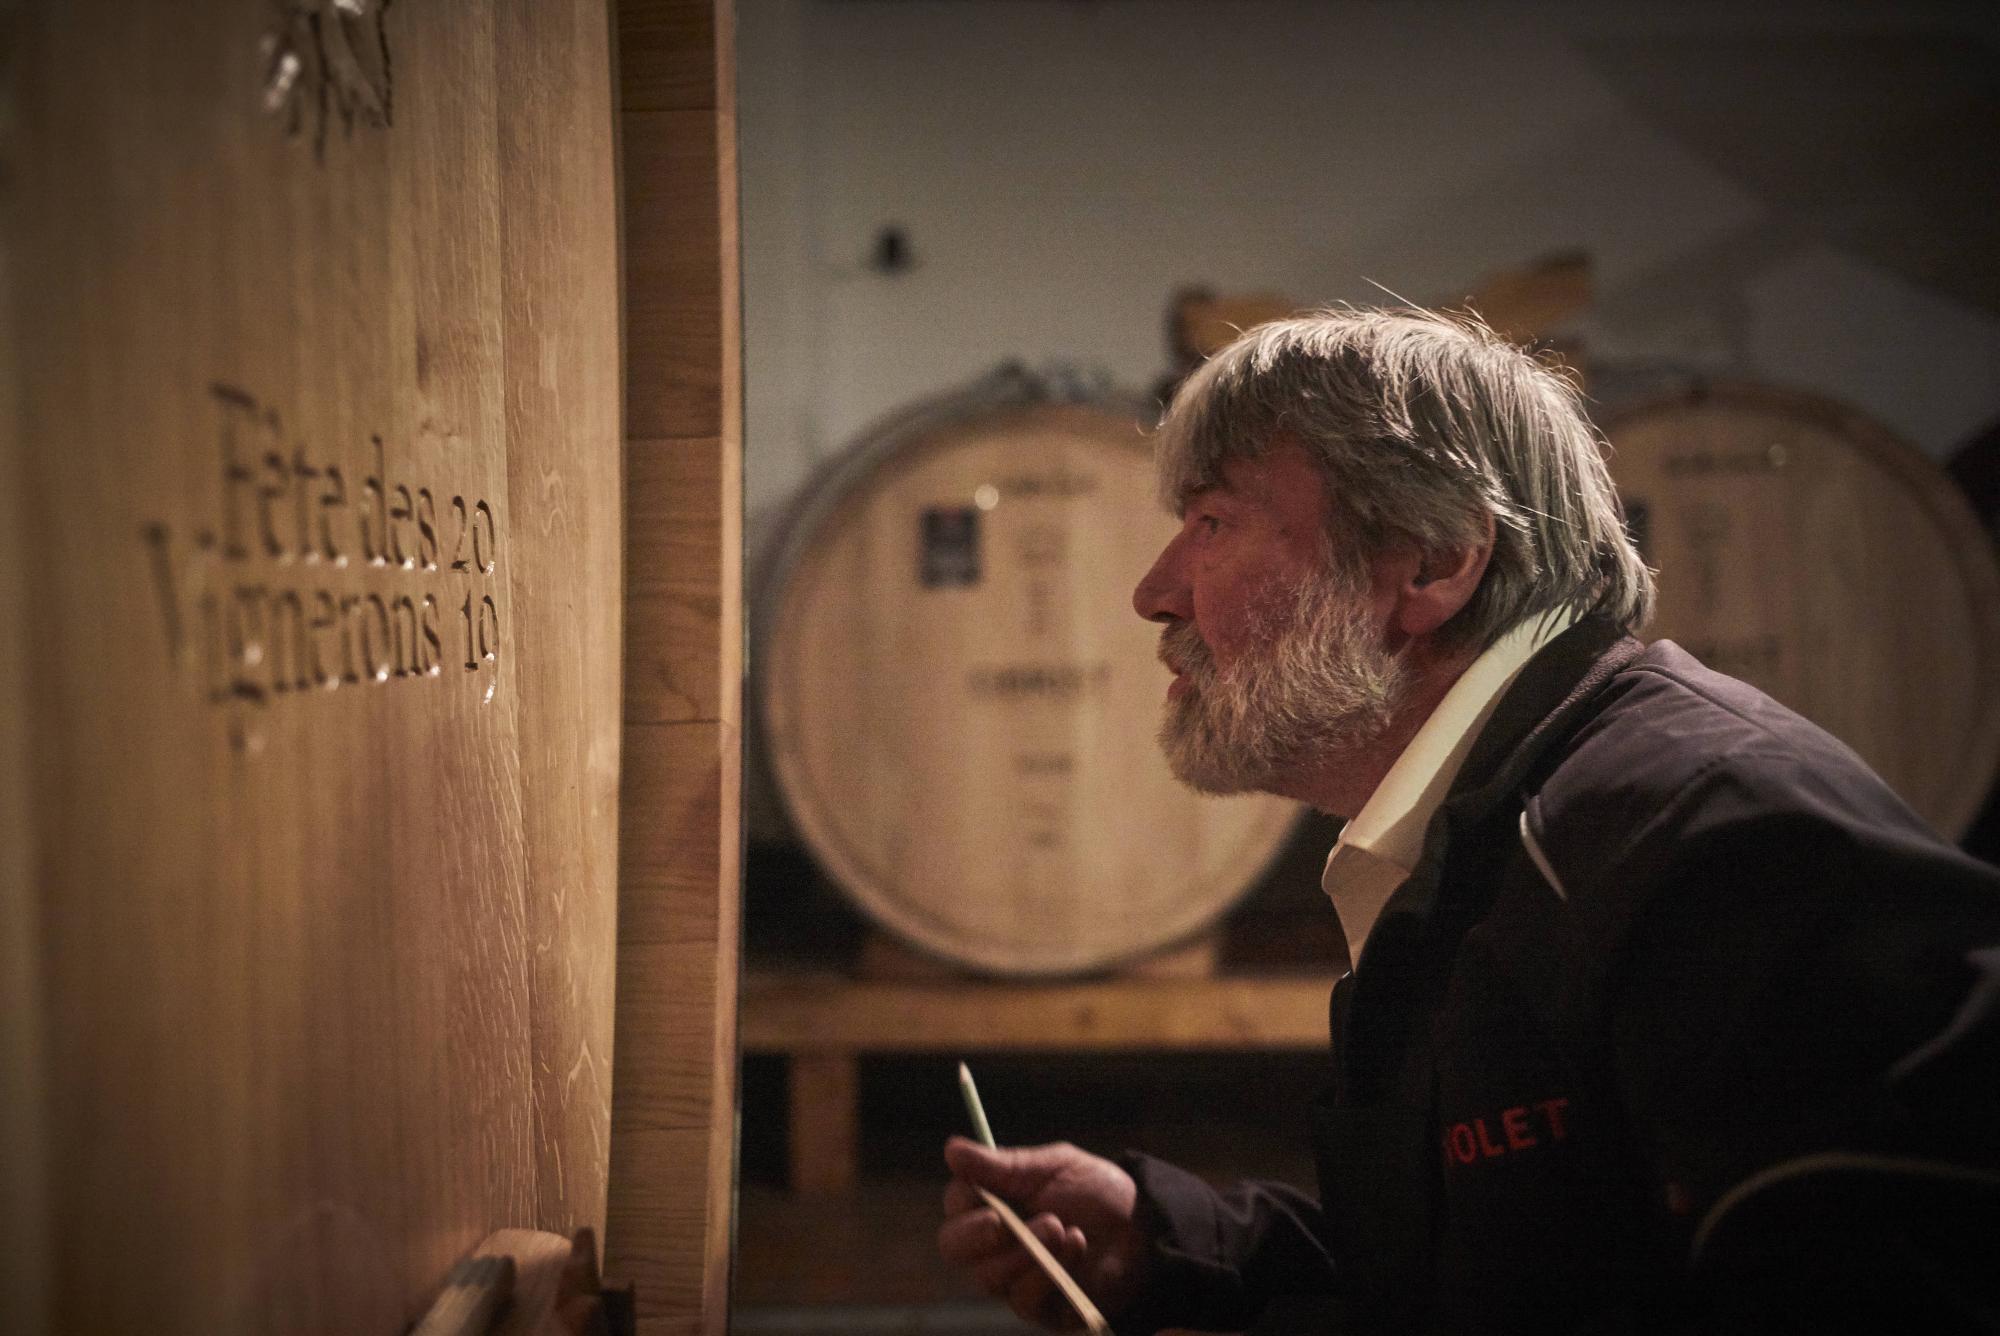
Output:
top-left (1321, 609), bottom-right (1574, 969)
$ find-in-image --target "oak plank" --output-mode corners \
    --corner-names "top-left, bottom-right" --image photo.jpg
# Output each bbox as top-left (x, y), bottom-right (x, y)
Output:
top-left (5, 1), bottom-right (626, 1331)
top-left (788, 1055), bottom-right (861, 1196)
top-left (623, 108), bottom-right (729, 441)
top-left (499, 0), bottom-right (625, 1243)
top-left (740, 974), bottom-right (1339, 1052)
top-left (620, 0), bottom-right (723, 113)
top-left (606, 5), bottom-right (743, 1331)
top-left (0, 120), bottom-right (50, 1330)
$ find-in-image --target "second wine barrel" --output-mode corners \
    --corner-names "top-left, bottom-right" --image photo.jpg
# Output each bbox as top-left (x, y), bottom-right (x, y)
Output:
top-left (1604, 381), bottom-right (2000, 838)
top-left (758, 375), bottom-right (1300, 977)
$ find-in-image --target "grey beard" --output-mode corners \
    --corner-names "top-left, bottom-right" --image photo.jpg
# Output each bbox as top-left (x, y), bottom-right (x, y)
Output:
top-left (1156, 578), bottom-right (1409, 796)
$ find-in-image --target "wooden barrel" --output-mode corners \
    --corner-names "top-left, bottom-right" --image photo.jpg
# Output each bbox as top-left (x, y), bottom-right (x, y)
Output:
top-left (1603, 381), bottom-right (2000, 838)
top-left (758, 373), bottom-right (1301, 977)
top-left (0, 2), bottom-right (652, 1332)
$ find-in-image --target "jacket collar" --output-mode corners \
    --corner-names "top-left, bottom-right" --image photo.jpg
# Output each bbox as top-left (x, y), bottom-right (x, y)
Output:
top-left (1324, 610), bottom-right (1574, 968)
top-left (1444, 616), bottom-right (1646, 825)
top-left (1356, 617), bottom-right (1644, 969)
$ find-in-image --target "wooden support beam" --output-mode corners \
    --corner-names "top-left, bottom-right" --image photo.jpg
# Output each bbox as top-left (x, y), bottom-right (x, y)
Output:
top-left (745, 972), bottom-right (1339, 1194)
top-left (788, 1053), bottom-right (860, 1195)
top-left (741, 973), bottom-right (1338, 1053)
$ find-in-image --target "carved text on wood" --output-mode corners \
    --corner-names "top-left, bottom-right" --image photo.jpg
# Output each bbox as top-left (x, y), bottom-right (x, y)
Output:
top-left (142, 383), bottom-right (504, 751)
top-left (260, 0), bottom-right (396, 159)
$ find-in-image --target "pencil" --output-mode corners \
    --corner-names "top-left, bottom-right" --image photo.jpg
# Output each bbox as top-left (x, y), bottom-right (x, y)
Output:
top-left (953, 1060), bottom-right (1110, 1333)
top-left (958, 1061), bottom-right (997, 1149)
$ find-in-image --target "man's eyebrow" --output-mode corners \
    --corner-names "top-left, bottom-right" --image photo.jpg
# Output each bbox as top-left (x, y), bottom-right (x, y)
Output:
top-left (1177, 482), bottom-right (1243, 514)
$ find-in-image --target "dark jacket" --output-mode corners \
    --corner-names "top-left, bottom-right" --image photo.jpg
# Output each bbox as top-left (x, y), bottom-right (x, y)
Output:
top-left (1120, 619), bottom-right (2000, 1334)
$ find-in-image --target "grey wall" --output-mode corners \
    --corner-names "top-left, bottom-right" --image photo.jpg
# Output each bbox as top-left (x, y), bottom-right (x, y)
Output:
top-left (739, 0), bottom-right (2000, 546)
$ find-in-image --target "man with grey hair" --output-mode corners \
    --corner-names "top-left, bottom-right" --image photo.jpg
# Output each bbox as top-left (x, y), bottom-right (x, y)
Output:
top-left (940, 308), bottom-right (2000, 1333)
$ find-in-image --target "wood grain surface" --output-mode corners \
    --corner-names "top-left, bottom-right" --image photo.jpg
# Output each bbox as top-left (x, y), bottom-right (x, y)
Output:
top-left (975, 1186), bottom-right (1111, 1334)
top-left (762, 401), bottom-right (1300, 975)
top-left (4, 1), bottom-right (623, 1331)
top-left (0, 21), bottom-right (49, 1318)
top-left (605, 2), bottom-right (743, 1334)
top-left (739, 973), bottom-right (1341, 1052)
top-left (1605, 382), bottom-right (2000, 838)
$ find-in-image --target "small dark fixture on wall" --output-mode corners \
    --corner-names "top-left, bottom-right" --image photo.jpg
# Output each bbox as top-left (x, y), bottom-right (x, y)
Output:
top-left (870, 225), bottom-right (915, 275)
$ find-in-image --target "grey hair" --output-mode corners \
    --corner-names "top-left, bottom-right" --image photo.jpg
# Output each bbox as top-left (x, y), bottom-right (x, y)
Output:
top-left (1153, 306), bottom-right (1655, 652)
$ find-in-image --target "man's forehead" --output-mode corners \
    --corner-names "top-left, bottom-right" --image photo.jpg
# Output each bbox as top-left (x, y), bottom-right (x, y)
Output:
top-left (1173, 444), bottom-right (1315, 511)
top-left (1171, 444), bottom-right (1251, 502)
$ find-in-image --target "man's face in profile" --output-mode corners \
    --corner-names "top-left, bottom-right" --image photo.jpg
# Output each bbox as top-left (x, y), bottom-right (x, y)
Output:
top-left (1134, 441), bottom-right (1408, 797)
top-left (1157, 560), bottom-right (1407, 796)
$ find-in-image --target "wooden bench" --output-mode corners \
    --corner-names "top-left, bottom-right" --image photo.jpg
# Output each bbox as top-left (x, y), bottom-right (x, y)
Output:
top-left (739, 969), bottom-right (1340, 1193)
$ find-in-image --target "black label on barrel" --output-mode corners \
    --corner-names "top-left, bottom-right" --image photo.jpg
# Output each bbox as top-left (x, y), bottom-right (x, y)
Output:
top-left (921, 506), bottom-right (981, 587)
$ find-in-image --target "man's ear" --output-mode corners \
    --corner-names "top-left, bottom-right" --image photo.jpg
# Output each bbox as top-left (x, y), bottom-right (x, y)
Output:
top-left (1391, 512), bottom-right (1496, 639)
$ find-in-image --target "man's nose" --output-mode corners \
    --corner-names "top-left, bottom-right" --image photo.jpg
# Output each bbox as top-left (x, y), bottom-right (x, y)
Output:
top-left (1133, 535), bottom-right (1191, 624)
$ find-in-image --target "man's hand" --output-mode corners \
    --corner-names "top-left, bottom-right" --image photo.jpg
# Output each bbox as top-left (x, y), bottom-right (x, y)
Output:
top-left (938, 1137), bottom-right (1150, 1331)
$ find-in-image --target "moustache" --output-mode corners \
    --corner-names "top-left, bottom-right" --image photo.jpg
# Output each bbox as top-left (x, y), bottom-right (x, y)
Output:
top-left (1158, 622), bottom-right (1214, 680)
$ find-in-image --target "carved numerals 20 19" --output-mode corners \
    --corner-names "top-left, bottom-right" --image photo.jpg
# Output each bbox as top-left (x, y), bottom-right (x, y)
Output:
top-left (143, 383), bottom-right (509, 747)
